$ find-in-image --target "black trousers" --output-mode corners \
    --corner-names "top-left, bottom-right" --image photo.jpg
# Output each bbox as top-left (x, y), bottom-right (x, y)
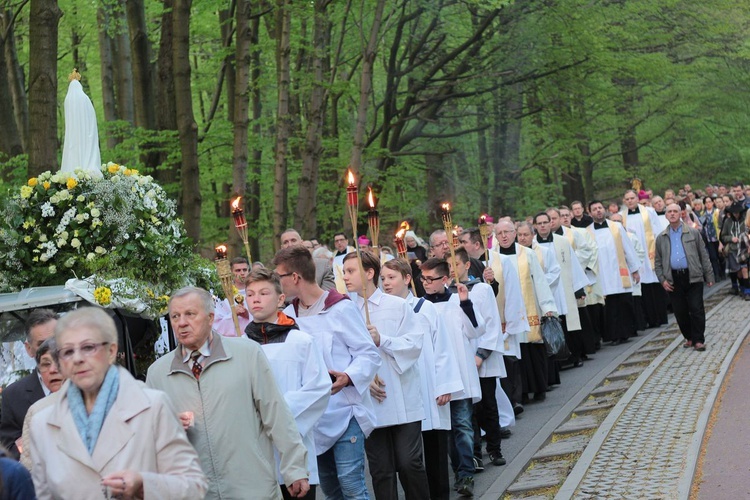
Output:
top-left (669, 270), bottom-right (706, 344)
top-left (519, 342), bottom-right (548, 396)
top-left (365, 421), bottom-right (430, 500)
top-left (422, 430), bottom-right (450, 500)
top-left (642, 282), bottom-right (669, 327)
top-left (472, 376), bottom-right (502, 457)
top-left (501, 356), bottom-right (522, 406)
top-left (604, 293), bottom-right (636, 341)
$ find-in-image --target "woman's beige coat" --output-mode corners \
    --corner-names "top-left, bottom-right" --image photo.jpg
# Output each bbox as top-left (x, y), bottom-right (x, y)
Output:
top-left (29, 366), bottom-right (207, 499)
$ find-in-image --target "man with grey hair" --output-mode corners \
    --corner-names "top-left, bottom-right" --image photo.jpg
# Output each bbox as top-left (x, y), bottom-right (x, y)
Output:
top-left (281, 228), bottom-right (336, 291)
top-left (147, 287), bottom-right (310, 499)
top-left (0, 308), bottom-right (59, 459)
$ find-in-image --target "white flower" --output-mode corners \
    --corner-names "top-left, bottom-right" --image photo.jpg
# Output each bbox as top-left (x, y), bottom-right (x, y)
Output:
top-left (41, 202), bottom-right (55, 217)
top-left (95, 246), bottom-right (106, 255)
top-left (39, 234), bottom-right (48, 242)
top-left (77, 195), bottom-right (85, 202)
top-left (48, 265), bottom-right (56, 274)
top-left (86, 252), bottom-right (96, 261)
top-left (91, 208), bottom-right (101, 218)
top-left (71, 238), bottom-right (81, 249)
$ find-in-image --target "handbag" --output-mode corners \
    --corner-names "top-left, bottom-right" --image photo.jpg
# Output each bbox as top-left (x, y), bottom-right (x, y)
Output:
top-left (541, 315), bottom-right (569, 357)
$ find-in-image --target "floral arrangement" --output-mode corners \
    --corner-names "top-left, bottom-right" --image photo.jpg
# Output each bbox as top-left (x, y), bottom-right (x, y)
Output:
top-left (0, 163), bottom-right (221, 318)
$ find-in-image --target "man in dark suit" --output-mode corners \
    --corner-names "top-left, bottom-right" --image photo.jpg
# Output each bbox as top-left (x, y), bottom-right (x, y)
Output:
top-left (0, 308), bottom-right (58, 459)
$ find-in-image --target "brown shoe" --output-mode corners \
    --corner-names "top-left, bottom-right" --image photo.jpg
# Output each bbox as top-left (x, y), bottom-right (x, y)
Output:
top-left (694, 343), bottom-right (706, 351)
top-left (683, 340), bottom-right (693, 348)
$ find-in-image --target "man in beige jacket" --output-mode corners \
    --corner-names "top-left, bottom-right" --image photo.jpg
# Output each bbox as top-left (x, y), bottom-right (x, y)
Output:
top-left (147, 286), bottom-right (310, 500)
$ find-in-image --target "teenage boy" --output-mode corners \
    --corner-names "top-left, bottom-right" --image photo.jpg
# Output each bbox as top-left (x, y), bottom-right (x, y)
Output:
top-left (381, 259), bottom-right (463, 500)
top-left (420, 258), bottom-right (485, 497)
top-left (273, 246), bottom-right (381, 500)
top-left (342, 251), bottom-right (429, 500)
top-left (245, 269), bottom-right (331, 500)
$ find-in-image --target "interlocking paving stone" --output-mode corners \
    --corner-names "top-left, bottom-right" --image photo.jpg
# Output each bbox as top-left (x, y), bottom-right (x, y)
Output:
top-left (555, 414), bottom-right (599, 434)
top-left (573, 301), bottom-right (750, 498)
top-left (533, 434), bottom-right (589, 460)
top-left (574, 396), bottom-right (617, 414)
top-left (506, 461), bottom-right (571, 493)
top-left (589, 379), bottom-right (631, 396)
top-left (605, 366), bottom-right (644, 381)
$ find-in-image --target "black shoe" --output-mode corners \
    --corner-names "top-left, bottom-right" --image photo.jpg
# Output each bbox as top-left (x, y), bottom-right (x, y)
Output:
top-left (513, 403), bottom-right (524, 416)
top-left (573, 361), bottom-right (584, 368)
top-left (472, 456), bottom-right (484, 473)
top-left (456, 476), bottom-right (474, 497)
top-left (499, 427), bottom-right (512, 439)
top-left (489, 452), bottom-right (506, 466)
top-left (534, 392), bottom-right (546, 401)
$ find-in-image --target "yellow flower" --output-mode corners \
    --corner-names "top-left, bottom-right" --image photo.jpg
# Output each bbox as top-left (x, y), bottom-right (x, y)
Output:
top-left (28, 178), bottom-right (38, 187)
top-left (124, 168), bottom-right (132, 176)
top-left (20, 186), bottom-right (33, 199)
top-left (43, 181), bottom-right (51, 190)
top-left (23, 236), bottom-right (31, 243)
top-left (66, 178), bottom-right (78, 190)
top-left (94, 286), bottom-right (113, 306)
top-left (108, 164), bottom-right (120, 174)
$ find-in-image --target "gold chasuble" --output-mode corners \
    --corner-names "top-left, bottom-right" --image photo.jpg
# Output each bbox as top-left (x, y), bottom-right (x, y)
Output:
top-left (517, 248), bottom-right (542, 343)
top-left (622, 209), bottom-right (656, 268)
top-left (489, 256), bottom-right (508, 350)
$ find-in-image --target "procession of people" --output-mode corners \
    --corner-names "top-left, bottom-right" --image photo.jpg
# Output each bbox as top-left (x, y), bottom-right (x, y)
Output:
top-left (2, 180), bottom-right (748, 499)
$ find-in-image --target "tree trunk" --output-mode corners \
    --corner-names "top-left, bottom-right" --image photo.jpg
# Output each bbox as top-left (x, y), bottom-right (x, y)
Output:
top-left (98, 4), bottom-right (118, 149)
top-left (229, 0), bottom-right (251, 260)
top-left (127, 0), bottom-right (156, 131)
top-left (0, 33), bottom-right (23, 162)
top-left (272, 0), bottom-right (291, 250)
top-left (425, 153), bottom-right (451, 228)
top-left (2, 7), bottom-right (29, 152)
top-left (154, 0), bottom-right (179, 186)
top-left (173, 0), bottom-right (202, 243)
top-left (476, 110), bottom-right (490, 214)
top-left (113, 18), bottom-right (135, 125)
top-left (294, 0), bottom-right (330, 238)
top-left (349, 0), bottom-right (386, 173)
top-left (247, 6), bottom-right (262, 262)
top-left (27, 0), bottom-right (62, 177)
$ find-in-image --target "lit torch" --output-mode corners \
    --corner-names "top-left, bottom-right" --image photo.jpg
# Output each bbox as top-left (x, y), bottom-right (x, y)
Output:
top-left (478, 214), bottom-right (491, 263)
top-left (441, 203), bottom-right (461, 285)
top-left (231, 196), bottom-right (253, 263)
top-left (367, 187), bottom-right (380, 257)
top-left (345, 169), bottom-right (371, 324)
top-left (214, 244), bottom-right (242, 337)
top-left (394, 221), bottom-right (418, 295)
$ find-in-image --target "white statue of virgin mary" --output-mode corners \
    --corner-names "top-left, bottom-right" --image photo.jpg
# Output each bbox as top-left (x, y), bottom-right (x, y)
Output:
top-left (60, 69), bottom-right (102, 178)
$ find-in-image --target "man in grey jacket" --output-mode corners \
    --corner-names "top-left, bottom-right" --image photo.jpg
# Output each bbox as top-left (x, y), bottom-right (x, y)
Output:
top-left (654, 204), bottom-right (715, 352)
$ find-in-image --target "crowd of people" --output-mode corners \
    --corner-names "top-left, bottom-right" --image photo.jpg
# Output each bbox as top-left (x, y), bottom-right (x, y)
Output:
top-left (0, 181), bottom-right (748, 499)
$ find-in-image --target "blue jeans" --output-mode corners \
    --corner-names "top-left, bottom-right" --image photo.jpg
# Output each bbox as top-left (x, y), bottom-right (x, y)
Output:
top-left (317, 417), bottom-right (370, 500)
top-left (449, 398), bottom-right (474, 480)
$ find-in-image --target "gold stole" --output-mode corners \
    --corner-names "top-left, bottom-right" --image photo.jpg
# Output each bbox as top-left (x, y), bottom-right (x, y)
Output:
top-left (334, 263), bottom-right (348, 294)
top-left (534, 245), bottom-right (545, 272)
top-left (517, 247), bottom-right (542, 342)
top-left (489, 256), bottom-right (508, 350)
top-left (564, 227), bottom-right (576, 250)
top-left (623, 209), bottom-right (655, 268)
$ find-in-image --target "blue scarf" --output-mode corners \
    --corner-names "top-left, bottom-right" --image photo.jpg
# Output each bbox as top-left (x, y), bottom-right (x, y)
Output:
top-left (68, 365), bottom-right (120, 455)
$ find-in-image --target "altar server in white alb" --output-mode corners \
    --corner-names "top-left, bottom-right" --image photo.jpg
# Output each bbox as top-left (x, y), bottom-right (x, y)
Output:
top-left (381, 259), bottom-right (463, 500)
top-left (273, 246), bottom-right (381, 500)
top-left (620, 189), bottom-right (669, 328)
top-left (244, 269), bottom-right (331, 500)
top-left (587, 200), bottom-right (642, 344)
top-left (341, 251), bottom-right (429, 500)
top-left (420, 258), bottom-right (485, 497)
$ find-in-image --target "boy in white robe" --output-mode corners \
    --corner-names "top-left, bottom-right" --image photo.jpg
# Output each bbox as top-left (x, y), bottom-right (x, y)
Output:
top-left (382, 259), bottom-right (463, 500)
top-left (244, 269), bottom-right (331, 500)
top-left (420, 258), bottom-right (485, 497)
top-left (273, 246), bottom-right (381, 500)
top-left (341, 252), bottom-right (429, 500)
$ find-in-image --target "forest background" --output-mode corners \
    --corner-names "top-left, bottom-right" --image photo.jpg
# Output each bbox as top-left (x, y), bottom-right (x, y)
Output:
top-left (1, 0), bottom-right (750, 263)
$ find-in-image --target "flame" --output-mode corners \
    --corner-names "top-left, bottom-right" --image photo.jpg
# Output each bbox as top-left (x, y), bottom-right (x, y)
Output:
top-left (231, 196), bottom-right (241, 211)
top-left (441, 203), bottom-right (451, 211)
top-left (347, 170), bottom-right (355, 186)
top-left (215, 244), bottom-right (227, 253)
top-left (395, 221), bottom-right (410, 240)
top-left (368, 187), bottom-right (376, 208)
top-left (479, 213), bottom-right (487, 224)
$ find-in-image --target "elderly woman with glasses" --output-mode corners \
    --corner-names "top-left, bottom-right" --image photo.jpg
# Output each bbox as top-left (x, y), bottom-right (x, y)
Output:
top-left (28, 307), bottom-right (207, 499)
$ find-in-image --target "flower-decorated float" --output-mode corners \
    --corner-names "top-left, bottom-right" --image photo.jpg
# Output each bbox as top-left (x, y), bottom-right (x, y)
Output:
top-left (0, 71), bottom-right (219, 383)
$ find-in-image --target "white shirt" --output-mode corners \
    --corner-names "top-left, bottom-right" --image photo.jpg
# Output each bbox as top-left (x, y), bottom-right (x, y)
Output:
top-left (406, 294), bottom-right (463, 431)
top-left (284, 297), bottom-right (381, 453)
top-left (350, 289), bottom-right (424, 427)
top-left (255, 329), bottom-right (331, 484)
